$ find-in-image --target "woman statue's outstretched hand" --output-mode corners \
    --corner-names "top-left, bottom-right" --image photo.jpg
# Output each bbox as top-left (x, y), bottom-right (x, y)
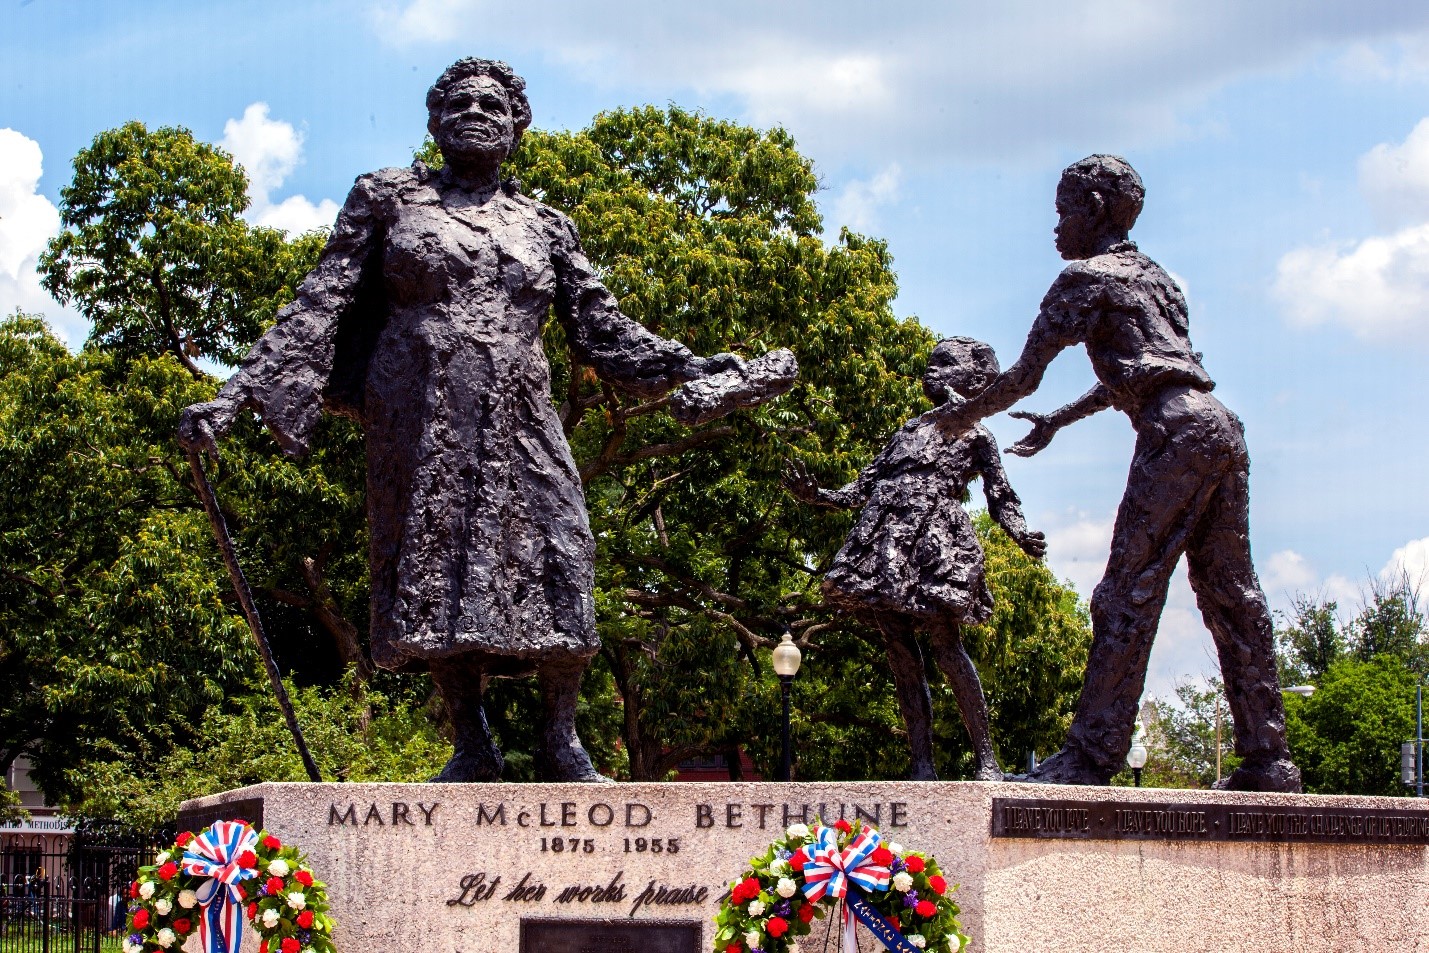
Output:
top-left (1007, 410), bottom-right (1059, 457)
top-left (782, 458), bottom-right (826, 506)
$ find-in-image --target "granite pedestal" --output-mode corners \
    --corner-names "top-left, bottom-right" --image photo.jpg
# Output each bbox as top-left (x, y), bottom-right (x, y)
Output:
top-left (180, 782), bottom-right (1429, 953)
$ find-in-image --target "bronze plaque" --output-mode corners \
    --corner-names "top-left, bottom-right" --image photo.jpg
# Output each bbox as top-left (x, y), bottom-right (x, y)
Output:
top-left (174, 797), bottom-right (265, 834)
top-left (991, 796), bottom-right (1429, 845)
top-left (519, 917), bottom-right (700, 953)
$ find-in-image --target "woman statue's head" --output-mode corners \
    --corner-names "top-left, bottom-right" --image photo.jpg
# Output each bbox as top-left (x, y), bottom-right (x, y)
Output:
top-left (426, 58), bottom-right (533, 169)
top-left (925, 337), bottom-right (999, 404)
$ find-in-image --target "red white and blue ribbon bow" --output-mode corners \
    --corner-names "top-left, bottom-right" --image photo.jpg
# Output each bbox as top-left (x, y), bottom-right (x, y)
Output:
top-left (800, 824), bottom-right (891, 902)
top-left (800, 825), bottom-right (900, 953)
top-left (181, 820), bottom-right (260, 953)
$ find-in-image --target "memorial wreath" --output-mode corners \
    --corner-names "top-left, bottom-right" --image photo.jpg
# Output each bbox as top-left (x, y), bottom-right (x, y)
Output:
top-left (124, 820), bottom-right (337, 953)
top-left (714, 819), bottom-right (968, 953)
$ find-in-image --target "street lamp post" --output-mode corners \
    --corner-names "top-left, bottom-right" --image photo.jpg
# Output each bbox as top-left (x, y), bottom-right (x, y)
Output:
top-left (772, 632), bottom-right (803, 782)
top-left (1404, 683), bottom-right (1424, 797)
top-left (1126, 722), bottom-right (1148, 788)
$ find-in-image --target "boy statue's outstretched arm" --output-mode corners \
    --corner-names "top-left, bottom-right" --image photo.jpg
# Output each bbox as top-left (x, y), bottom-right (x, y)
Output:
top-left (1007, 383), bottom-right (1114, 458)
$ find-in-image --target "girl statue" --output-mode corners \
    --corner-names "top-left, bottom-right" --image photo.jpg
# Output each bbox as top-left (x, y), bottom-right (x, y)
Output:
top-left (784, 337), bottom-right (1045, 780)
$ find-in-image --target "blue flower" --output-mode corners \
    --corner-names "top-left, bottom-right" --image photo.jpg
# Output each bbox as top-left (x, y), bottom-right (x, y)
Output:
top-left (902, 890), bottom-right (919, 909)
top-left (773, 900), bottom-right (792, 917)
top-left (890, 857), bottom-right (905, 873)
top-left (298, 930), bottom-right (312, 943)
top-left (128, 934), bottom-right (143, 945)
top-left (776, 849), bottom-right (792, 860)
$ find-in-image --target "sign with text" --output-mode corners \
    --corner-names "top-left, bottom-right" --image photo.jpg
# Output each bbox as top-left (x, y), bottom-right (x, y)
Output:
top-left (991, 797), bottom-right (1429, 844)
top-left (518, 917), bottom-right (700, 953)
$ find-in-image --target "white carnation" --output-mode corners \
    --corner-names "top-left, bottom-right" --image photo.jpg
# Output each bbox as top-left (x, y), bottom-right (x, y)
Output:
top-left (744, 930), bottom-right (761, 948)
top-left (267, 858), bottom-right (290, 877)
top-left (153, 898), bottom-right (172, 916)
top-left (155, 852), bottom-right (170, 865)
top-left (892, 871), bottom-right (914, 892)
top-left (776, 877), bottom-right (797, 898)
top-left (747, 899), bottom-right (765, 916)
top-left (287, 891), bottom-right (307, 911)
top-left (123, 942), bottom-right (141, 953)
top-left (178, 890), bottom-right (198, 910)
top-left (156, 928), bottom-right (177, 949)
top-left (138, 881), bottom-right (155, 900)
top-left (262, 908), bottom-right (280, 929)
top-left (889, 842), bottom-right (903, 854)
top-left (908, 935), bottom-right (926, 949)
top-left (785, 823), bottom-right (809, 839)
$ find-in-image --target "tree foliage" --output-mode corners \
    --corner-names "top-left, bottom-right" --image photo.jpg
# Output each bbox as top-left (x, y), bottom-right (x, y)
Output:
top-left (0, 314), bottom-right (249, 800)
top-left (39, 121), bottom-right (323, 374)
top-left (1286, 655), bottom-right (1418, 796)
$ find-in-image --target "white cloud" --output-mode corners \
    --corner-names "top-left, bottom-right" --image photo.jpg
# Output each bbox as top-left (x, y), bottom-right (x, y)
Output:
top-left (1276, 118), bottom-right (1429, 342)
top-left (1273, 221), bottom-right (1429, 340)
top-left (828, 163), bottom-right (901, 235)
top-left (1359, 117), bottom-right (1429, 229)
top-left (371, 1), bottom-right (1429, 163)
top-left (220, 103), bottom-right (340, 236)
top-left (0, 129), bottom-right (85, 345)
top-left (1262, 549), bottom-right (1318, 601)
top-left (1382, 536), bottom-right (1429, 593)
top-left (1043, 510), bottom-right (1111, 599)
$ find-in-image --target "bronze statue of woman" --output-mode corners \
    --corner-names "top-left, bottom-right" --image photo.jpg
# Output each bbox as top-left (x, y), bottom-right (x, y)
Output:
top-left (179, 58), bottom-right (791, 783)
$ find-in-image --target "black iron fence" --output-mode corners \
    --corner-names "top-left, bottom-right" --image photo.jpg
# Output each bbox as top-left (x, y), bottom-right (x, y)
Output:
top-left (0, 821), bottom-right (170, 953)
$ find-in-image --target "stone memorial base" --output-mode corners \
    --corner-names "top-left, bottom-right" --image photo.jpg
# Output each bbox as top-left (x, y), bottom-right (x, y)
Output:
top-left (179, 782), bottom-right (1429, 953)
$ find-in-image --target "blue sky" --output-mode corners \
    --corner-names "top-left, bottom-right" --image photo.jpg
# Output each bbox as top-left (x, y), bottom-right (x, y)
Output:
top-left (5, 1), bottom-right (1429, 698)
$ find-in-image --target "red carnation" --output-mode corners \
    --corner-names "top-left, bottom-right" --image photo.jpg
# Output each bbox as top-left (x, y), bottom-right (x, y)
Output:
top-left (173, 919), bottom-right (192, 934)
top-left (281, 938), bottom-right (300, 953)
top-left (871, 846), bottom-right (893, 866)
top-left (237, 851), bottom-right (258, 869)
top-left (266, 876), bottom-right (285, 895)
top-left (157, 862), bottom-right (178, 881)
top-left (904, 856), bottom-right (925, 873)
top-left (294, 870), bottom-right (313, 887)
top-left (296, 910), bottom-right (314, 929)
top-left (797, 903), bottom-right (815, 923)
top-left (176, 832), bottom-right (194, 847)
top-left (128, 881), bottom-right (140, 900)
top-left (889, 915), bottom-right (900, 930)
top-left (259, 942), bottom-right (268, 953)
top-left (725, 945), bottom-right (741, 953)
top-left (132, 909), bottom-right (150, 930)
top-left (929, 875), bottom-right (947, 895)
top-left (915, 899), bottom-right (936, 918)
top-left (834, 818), bottom-right (852, 834)
top-left (247, 902), bottom-right (258, 920)
top-left (262, 835), bottom-right (281, 850)
top-left (767, 916), bottom-right (789, 938)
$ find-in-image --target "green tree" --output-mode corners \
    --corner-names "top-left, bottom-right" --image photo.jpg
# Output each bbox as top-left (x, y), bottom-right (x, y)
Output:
top-left (1286, 655), bottom-right (1417, 796)
top-left (1140, 678), bottom-right (1236, 789)
top-left (1347, 573), bottom-right (1426, 673)
top-left (1276, 595), bottom-right (1344, 685)
top-left (0, 314), bottom-right (251, 800)
top-left (39, 121), bottom-right (322, 374)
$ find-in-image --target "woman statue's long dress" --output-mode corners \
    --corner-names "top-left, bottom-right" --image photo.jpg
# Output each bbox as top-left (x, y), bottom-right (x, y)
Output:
top-left (179, 58), bottom-right (787, 782)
